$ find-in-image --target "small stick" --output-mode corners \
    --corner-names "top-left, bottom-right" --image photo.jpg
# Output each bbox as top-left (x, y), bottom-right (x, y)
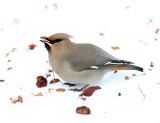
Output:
top-left (0, 80), bottom-right (5, 82)
top-left (138, 85), bottom-right (145, 97)
top-left (138, 40), bottom-right (148, 45)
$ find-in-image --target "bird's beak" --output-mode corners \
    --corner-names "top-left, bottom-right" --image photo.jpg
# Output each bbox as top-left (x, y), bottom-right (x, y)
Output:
top-left (40, 36), bottom-right (49, 43)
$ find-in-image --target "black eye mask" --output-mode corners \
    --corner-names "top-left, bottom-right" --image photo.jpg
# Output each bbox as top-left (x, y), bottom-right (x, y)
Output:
top-left (46, 38), bottom-right (63, 44)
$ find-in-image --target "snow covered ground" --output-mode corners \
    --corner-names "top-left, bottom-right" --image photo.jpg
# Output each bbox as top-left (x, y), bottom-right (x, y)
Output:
top-left (0, 0), bottom-right (160, 122)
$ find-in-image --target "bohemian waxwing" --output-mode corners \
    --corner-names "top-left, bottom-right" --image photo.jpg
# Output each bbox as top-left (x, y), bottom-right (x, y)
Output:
top-left (40, 33), bottom-right (144, 91)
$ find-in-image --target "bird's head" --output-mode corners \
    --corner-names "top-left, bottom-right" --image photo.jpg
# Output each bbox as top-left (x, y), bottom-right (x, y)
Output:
top-left (40, 33), bottom-right (72, 45)
top-left (40, 33), bottom-right (73, 53)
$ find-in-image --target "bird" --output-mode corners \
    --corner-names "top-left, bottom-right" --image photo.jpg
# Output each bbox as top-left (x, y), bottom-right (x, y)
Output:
top-left (40, 33), bottom-right (145, 91)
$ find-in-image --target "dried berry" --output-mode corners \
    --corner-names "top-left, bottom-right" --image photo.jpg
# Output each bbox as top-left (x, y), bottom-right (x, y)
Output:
top-left (114, 70), bottom-right (118, 73)
top-left (132, 74), bottom-right (136, 77)
top-left (125, 76), bottom-right (129, 80)
top-left (118, 93), bottom-right (121, 96)
top-left (76, 106), bottom-right (91, 115)
top-left (150, 62), bottom-right (154, 67)
top-left (50, 78), bottom-right (60, 84)
top-left (48, 69), bottom-right (53, 72)
top-left (83, 86), bottom-right (101, 97)
top-left (36, 76), bottom-right (47, 88)
top-left (28, 44), bottom-right (37, 50)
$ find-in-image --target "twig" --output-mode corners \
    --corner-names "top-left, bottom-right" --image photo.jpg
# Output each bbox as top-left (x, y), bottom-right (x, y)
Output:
top-left (0, 80), bottom-right (5, 82)
top-left (138, 85), bottom-right (145, 98)
top-left (138, 40), bottom-right (148, 45)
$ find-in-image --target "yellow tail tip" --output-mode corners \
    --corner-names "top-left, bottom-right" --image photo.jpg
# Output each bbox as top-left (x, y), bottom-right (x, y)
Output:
top-left (143, 69), bottom-right (145, 72)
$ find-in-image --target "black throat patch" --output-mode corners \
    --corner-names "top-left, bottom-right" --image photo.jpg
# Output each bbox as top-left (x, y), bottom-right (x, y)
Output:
top-left (44, 43), bottom-right (51, 53)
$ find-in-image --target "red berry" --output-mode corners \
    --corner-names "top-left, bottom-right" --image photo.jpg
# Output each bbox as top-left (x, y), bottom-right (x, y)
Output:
top-left (36, 76), bottom-right (47, 88)
top-left (76, 106), bottom-right (91, 115)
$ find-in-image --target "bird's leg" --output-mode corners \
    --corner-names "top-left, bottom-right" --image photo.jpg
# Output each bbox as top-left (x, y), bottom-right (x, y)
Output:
top-left (63, 82), bottom-right (76, 87)
top-left (68, 85), bottom-right (89, 92)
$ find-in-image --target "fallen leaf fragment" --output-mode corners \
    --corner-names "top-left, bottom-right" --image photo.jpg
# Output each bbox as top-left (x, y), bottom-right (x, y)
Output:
top-left (7, 67), bottom-right (12, 71)
top-left (76, 106), bottom-right (91, 115)
top-left (36, 76), bottom-right (47, 88)
top-left (149, 69), bottom-right (152, 71)
top-left (111, 46), bottom-right (120, 50)
top-left (28, 44), bottom-right (37, 50)
top-left (99, 32), bottom-right (104, 36)
top-left (80, 97), bottom-right (86, 101)
top-left (8, 59), bottom-right (11, 62)
top-left (11, 48), bottom-right (17, 52)
top-left (126, 6), bottom-right (130, 9)
top-left (46, 74), bottom-right (51, 78)
top-left (50, 78), bottom-right (60, 84)
top-left (155, 28), bottom-right (159, 34)
top-left (49, 88), bottom-right (54, 93)
top-left (18, 96), bottom-right (23, 103)
top-left (5, 53), bottom-right (9, 57)
top-left (83, 86), bottom-right (101, 97)
top-left (33, 92), bottom-right (43, 96)
top-left (79, 92), bottom-right (84, 97)
top-left (125, 76), bottom-right (129, 80)
top-left (11, 96), bottom-right (23, 104)
top-left (56, 88), bottom-right (66, 92)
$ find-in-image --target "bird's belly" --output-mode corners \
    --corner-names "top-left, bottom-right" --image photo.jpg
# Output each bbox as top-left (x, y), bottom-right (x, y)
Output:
top-left (61, 70), bottom-right (106, 85)
top-left (50, 59), bottom-right (109, 85)
top-left (55, 66), bottom-right (108, 85)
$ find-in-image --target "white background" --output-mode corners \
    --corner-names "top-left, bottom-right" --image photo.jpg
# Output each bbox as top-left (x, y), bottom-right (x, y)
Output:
top-left (0, 0), bottom-right (160, 122)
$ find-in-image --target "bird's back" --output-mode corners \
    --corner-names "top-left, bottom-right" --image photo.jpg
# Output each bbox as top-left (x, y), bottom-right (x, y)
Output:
top-left (65, 43), bottom-right (117, 71)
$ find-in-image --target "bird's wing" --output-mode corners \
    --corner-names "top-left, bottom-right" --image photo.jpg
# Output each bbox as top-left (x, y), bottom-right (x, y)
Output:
top-left (66, 43), bottom-right (133, 71)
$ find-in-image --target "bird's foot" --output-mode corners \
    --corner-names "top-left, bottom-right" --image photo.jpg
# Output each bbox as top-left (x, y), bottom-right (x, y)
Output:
top-left (68, 85), bottom-right (89, 92)
top-left (63, 82), bottom-right (76, 87)
top-left (68, 88), bottom-right (83, 92)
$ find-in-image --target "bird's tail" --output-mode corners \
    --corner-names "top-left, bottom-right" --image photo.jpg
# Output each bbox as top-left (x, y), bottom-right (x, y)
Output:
top-left (110, 64), bottom-right (145, 72)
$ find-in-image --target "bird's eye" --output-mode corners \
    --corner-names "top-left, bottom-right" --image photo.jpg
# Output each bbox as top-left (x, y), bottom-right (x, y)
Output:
top-left (49, 38), bottom-right (63, 44)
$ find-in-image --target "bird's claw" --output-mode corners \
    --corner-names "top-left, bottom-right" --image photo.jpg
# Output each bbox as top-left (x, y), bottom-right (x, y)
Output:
top-left (68, 85), bottom-right (89, 92)
top-left (63, 83), bottom-right (76, 87)
top-left (68, 88), bottom-right (83, 92)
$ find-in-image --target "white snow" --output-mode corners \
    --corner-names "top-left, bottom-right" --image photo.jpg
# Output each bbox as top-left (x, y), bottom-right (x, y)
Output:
top-left (0, 0), bottom-right (160, 122)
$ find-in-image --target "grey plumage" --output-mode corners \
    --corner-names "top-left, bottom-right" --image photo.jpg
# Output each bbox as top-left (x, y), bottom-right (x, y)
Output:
top-left (40, 33), bottom-right (144, 86)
